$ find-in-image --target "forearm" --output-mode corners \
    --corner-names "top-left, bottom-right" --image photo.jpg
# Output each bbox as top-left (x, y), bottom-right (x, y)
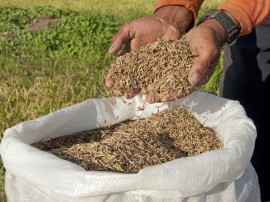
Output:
top-left (218, 0), bottom-right (270, 35)
top-left (154, 5), bottom-right (194, 31)
top-left (155, 0), bottom-right (205, 27)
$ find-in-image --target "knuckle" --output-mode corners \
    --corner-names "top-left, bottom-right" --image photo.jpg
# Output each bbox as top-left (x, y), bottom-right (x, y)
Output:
top-left (122, 21), bottom-right (132, 31)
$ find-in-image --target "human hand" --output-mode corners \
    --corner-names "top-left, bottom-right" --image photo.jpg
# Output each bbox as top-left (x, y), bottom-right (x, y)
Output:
top-left (106, 6), bottom-right (194, 100)
top-left (156, 19), bottom-right (227, 103)
top-left (106, 38), bottom-right (193, 103)
top-left (157, 12), bottom-right (241, 102)
top-left (108, 5), bottom-right (193, 55)
top-left (185, 19), bottom-right (227, 90)
top-left (139, 18), bottom-right (227, 103)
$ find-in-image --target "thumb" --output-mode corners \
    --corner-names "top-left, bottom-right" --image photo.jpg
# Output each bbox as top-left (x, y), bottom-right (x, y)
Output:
top-left (108, 23), bottom-right (133, 55)
top-left (186, 26), bottom-right (221, 86)
top-left (188, 51), bottom-right (220, 86)
top-left (188, 53), bottom-right (210, 86)
top-left (185, 31), bottom-right (201, 85)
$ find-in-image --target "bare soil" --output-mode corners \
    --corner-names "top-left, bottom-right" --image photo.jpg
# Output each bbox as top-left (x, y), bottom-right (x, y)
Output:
top-left (27, 18), bottom-right (62, 33)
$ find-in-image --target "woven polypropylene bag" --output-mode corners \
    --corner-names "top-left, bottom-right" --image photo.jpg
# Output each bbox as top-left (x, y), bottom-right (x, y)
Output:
top-left (0, 92), bottom-right (260, 202)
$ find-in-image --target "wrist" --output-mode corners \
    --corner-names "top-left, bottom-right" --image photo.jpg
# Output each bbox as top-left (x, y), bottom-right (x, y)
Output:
top-left (197, 9), bottom-right (240, 46)
top-left (223, 10), bottom-right (241, 31)
top-left (153, 5), bottom-right (194, 33)
top-left (201, 19), bottom-right (228, 46)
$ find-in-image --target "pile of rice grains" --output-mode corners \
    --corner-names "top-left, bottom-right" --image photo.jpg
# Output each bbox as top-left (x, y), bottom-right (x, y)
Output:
top-left (105, 37), bottom-right (194, 100)
top-left (33, 106), bottom-right (223, 173)
top-left (33, 37), bottom-right (223, 173)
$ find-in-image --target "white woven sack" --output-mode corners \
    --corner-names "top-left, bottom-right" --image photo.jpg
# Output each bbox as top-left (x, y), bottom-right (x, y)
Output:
top-left (0, 92), bottom-right (260, 202)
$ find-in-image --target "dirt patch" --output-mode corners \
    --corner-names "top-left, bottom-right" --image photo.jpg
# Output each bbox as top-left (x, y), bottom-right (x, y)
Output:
top-left (27, 18), bottom-right (62, 33)
top-left (0, 32), bottom-right (17, 39)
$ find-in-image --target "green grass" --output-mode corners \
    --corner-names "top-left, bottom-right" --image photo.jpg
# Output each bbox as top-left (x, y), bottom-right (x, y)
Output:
top-left (0, 1), bottom-right (222, 201)
top-left (0, 0), bottom-right (157, 18)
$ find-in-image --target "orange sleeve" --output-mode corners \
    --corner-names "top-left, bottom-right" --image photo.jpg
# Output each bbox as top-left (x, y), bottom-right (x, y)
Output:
top-left (218, 0), bottom-right (270, 35)
top-left (155, 0), bottom-right (204, 25)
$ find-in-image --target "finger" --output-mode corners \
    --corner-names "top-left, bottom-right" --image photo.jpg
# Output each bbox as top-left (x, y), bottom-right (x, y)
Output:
top-left (189, 52), bottom-right (220, 87)
top-left (162, 85), bottom-right (197, 102)
top-left (162, 25), bottom-right (181, 40)
top-left (126, 91), bottom-right (135, 99)
top-left (105, 79), bottom-right (114, 87)
top-left (160, 91), bottom-right (179, 103)
top-left (125, 87), bottom-right (140, 99)
top-left (146, 84), bottom-right (154, 92)
top-left (160, 95), bottom-right (170, 103)
top-left (188, 55), bottom-right (209, 85)
top-left (108, 22), bottom-right (133, 55)
top-left (183, 85), bottom-right (197, 96)
top-left (113, 89), bottom-right (122, 97)
top-left (188, 28), bottom-right (221, 86)
top-left (145, 93), bottom-right (161, 103)
top-left (188, 38), bottom-right (220, 85)
top-left (141, 87), bottom-right (148, 94)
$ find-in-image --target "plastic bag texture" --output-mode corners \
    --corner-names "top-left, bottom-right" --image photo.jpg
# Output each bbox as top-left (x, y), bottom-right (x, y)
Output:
top-left (0, 92), bottom-right (260, 201)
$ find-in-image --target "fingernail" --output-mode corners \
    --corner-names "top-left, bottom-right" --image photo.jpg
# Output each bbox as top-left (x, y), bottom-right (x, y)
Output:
top-left (191, 72), bottom-right (201, 84)
top-left (105, 80), bottom-right (113, 87)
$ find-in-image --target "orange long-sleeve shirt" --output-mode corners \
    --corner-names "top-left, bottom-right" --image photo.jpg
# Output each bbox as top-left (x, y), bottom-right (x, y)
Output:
top-left (155, 0), bottom-right (270, 35)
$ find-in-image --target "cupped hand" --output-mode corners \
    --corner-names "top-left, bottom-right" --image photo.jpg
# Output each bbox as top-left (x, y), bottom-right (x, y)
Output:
top-left (186, 19), bottom-right (227, 89)
top-left (145, 18), bottom-right (228, 103)
top-left (107, 17), bottom-right (228, 103)
top-left (108, 16), bottom-right (177, 55)
top-left (106, 6), bottom-right (194, 100)
top-left (108, 6), bottom-right (194, 55)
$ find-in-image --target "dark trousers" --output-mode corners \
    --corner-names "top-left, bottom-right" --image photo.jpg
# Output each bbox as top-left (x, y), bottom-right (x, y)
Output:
top-left (220, 22), bottom-right (270, 201)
